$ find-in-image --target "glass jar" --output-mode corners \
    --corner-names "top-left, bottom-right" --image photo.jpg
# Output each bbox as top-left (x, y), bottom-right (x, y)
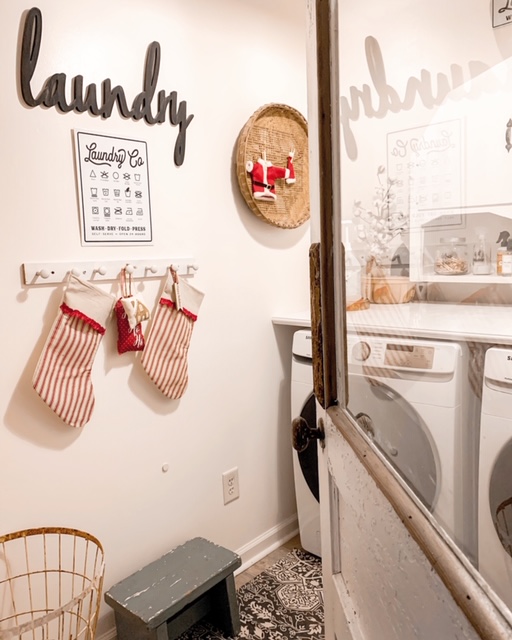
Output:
top-left (472, 235), bottom-right (492, 275)
top-left (434, 237), bottom-right (469, 275)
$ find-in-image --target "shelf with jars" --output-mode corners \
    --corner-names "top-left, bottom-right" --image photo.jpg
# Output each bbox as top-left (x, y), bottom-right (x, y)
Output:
top-left (409, 203), bottom-right (512, 284)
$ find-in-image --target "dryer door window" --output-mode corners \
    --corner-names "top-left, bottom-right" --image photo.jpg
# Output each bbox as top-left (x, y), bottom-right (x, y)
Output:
top-left (489, 439), bottom-right (512, 558)
top-left (348, 374), bottom-right (438, 512)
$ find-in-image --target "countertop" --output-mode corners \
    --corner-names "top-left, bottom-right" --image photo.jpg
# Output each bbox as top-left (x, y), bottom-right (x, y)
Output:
top-left (272, 302), bottom-right (512, 345)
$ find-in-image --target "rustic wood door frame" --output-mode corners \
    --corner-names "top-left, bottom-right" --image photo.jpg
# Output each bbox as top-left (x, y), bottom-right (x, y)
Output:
top-left (309, 0), bottom-right (512, 637)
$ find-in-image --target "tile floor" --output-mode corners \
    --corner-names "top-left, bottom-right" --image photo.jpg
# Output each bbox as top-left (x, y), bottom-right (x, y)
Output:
top-left (234, 534), bottom-right (303, 589)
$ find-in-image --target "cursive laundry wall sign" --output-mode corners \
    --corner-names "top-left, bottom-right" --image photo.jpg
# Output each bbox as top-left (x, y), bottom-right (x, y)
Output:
top-left (19, 7), bottom-right (193, 166)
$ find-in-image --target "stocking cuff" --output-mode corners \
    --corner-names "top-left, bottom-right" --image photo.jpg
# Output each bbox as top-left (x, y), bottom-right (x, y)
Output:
top-left (161, 274), bottom-right (204, 320)
top-left (63, 275), bottom-right (115, 332)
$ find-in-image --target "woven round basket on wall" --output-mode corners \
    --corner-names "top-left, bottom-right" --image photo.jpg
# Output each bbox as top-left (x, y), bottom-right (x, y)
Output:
top-left (236, 103), bottom-right (310, 229)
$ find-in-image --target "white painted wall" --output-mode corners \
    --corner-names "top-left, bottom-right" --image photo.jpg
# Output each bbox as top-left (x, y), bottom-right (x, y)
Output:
top-left (0, 1), bottom-right (310, 635)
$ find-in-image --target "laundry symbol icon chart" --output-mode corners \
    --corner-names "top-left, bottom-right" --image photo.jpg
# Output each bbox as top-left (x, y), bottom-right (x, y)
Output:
top-left (493, 0), bottom-right (512, 25)
top-left (75, 130), bottom-right (152, 244)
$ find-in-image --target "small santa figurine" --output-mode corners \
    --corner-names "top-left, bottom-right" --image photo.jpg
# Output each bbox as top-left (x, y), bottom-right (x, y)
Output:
top-left (246, 150), bottom-right (295, 202)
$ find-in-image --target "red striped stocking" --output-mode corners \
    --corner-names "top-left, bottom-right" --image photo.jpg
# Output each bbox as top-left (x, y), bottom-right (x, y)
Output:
top-left (32, 275), bottom-right (115, 428)
top-left (141, 270), bottom-right (204, 398)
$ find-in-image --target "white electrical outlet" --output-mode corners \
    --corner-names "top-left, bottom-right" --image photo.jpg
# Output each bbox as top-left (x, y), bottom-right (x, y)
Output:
top-left (222, 467), bottom-right (240, 505)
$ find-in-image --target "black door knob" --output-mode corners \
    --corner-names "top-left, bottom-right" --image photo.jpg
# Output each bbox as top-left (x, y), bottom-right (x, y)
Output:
top-left (292, 416), bottom-right (325, 453)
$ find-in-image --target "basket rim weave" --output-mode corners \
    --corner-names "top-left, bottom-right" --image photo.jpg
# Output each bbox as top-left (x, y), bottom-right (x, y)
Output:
top-left (0, 526), bottom-right (104, 551)
top-left (236, 103), bottom-right (310, 229)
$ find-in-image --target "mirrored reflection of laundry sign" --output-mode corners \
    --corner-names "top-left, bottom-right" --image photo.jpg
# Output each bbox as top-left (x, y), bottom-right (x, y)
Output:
top-left (103, 188), bottom-right (109, 196)
top-left (104, 207), bottom-right (111, 217)
top-left (114, 189), bottom-right (121, 197)
top-left (91, 187), bottom-right (98, 197)
top-left (126, 208), bottom-right (133, 216)
top-left (125, 187), bottom-right (131, 198)
top-left (136, 208), bottom-right (143, 216)
top-left (123, 173), bottom-right (130, 181)
top-left (92, 206), bottom-right (99, 215)
top-left (134, 174), bottom-right (141, 182)
top-left (135, 191), bottom-right (142, 199)
top-left (114, 207), bottom-right (122, 215)
top-left (101, 171), bottom-right (109, 179)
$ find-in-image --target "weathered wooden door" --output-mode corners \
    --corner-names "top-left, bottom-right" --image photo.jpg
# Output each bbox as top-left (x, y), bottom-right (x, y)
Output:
top-left (306, 0), bottom-right (512, 637)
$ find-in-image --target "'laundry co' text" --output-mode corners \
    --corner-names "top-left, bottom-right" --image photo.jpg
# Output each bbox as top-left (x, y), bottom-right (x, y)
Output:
top-left (19, 7), bottom-right (193, 166)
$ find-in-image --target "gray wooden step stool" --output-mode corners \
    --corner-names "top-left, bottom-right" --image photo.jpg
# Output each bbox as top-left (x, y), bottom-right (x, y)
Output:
top-left (104, 537), bottom-right (242, 640)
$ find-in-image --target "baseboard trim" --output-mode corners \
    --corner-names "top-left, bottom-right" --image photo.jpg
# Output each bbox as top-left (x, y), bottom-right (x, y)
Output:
top-left (96, 515), bottom-right (299, 640)
top-left (234, 514), bottom-right (299, 575)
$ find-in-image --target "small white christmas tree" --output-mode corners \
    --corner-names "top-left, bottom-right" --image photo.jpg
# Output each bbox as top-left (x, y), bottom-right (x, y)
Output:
top-left (353, 165), bottom-right (408, 265)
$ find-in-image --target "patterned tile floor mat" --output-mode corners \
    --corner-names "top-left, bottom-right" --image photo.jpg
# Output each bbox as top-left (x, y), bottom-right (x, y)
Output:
top-left (177, 548), bottom-right (324, 639)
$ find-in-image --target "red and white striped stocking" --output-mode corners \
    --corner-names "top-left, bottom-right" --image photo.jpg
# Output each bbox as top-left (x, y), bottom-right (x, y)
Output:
top-left (141, 270), bottom-right (204, 399)
top-left (32, 275), bottom-right (115, 428)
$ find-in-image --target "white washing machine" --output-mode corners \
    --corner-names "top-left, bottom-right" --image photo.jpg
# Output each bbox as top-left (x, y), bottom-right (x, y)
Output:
top-left (478, 346), bottom-right (512, 610)
top-left (291, 329), bottom-right (478, 563)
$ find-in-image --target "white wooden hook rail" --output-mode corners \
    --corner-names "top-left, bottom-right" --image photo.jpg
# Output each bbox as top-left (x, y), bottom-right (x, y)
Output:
top-left (23, 258), bottom-right (198, 285)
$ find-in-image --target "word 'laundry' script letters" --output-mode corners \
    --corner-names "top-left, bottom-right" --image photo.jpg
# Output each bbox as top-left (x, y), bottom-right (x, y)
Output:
top-left (340, 36), bottom-right (493, 161)
top-left (20, 7), bottom-right (193, 166)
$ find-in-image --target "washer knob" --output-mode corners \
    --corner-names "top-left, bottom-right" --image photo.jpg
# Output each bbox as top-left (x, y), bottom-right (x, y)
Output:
top-left (352, 341), bottom-right (371, 362)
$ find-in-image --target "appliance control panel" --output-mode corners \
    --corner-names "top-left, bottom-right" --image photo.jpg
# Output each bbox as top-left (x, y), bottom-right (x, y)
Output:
top-left (292, 329), bottom-right (313, 359)
top-left (347, 334), bottom-right (456, 374)
top-left (293, 330), bottom-right (458, 374)
top-left (349, 336), bottom-right (435, 370)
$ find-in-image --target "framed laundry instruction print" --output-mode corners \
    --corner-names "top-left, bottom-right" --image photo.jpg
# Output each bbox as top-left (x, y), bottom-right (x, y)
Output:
top-left (74, 130), bottom-right (153, 245)
top-left (387, 119), bottom-right (463, 230)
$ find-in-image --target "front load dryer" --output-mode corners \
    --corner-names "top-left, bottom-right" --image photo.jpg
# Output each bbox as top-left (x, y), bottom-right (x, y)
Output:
top-left (478, 346), bottom-right (512, 609)
top-left (291, 330), bottom-right (321, 557)
top-left (291, 329), bottom-right (478, 564)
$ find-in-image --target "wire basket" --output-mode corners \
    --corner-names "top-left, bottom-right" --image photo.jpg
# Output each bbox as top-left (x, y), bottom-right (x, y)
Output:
top-left (0, 528), bottom-right (105, 640)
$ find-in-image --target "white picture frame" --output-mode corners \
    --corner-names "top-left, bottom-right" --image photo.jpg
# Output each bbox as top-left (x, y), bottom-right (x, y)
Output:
top-left (492, 0), bottom-right (512, 28)
top-left (74, 130), bottom-right (153, 246)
